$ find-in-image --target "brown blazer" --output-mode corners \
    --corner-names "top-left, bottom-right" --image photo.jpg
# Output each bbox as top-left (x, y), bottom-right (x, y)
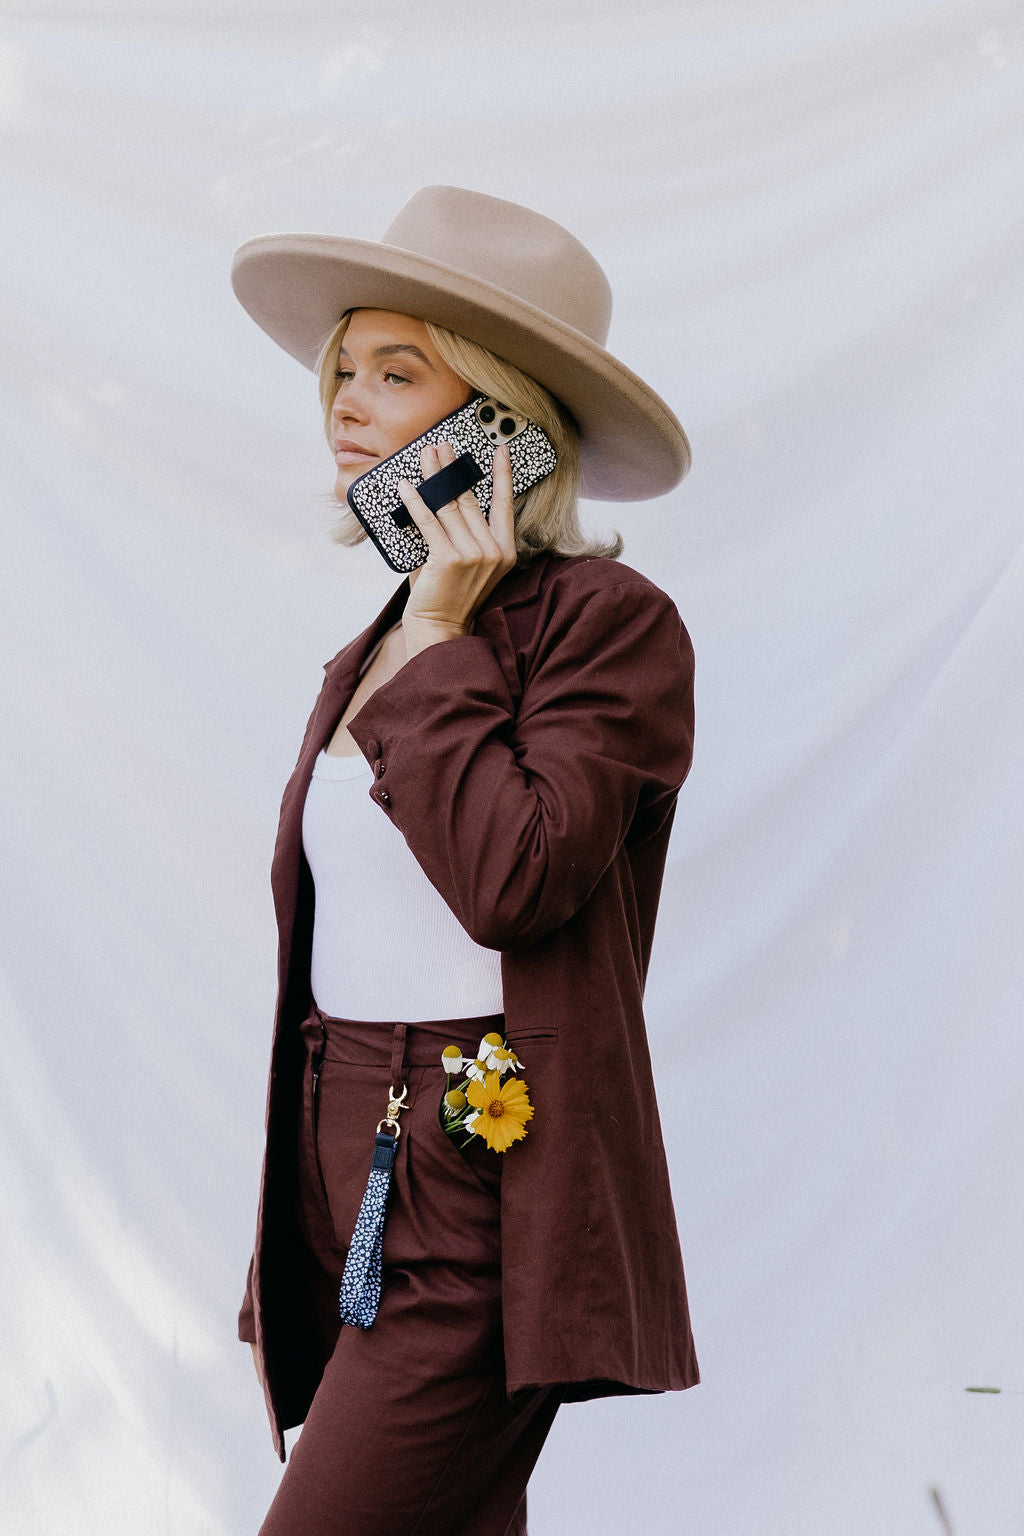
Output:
top-left (240, 552), bottom-right (700, 1458)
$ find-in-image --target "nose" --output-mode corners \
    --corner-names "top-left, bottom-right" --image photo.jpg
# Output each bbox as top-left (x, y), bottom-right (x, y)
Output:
top-left (332, 377), bottom-right (371, 428)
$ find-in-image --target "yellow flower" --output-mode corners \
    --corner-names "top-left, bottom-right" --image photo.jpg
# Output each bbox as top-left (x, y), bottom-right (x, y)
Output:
top-left (465, 1070), bottom-right (534, 1153)
top-left (444, 1088), bottom-right (467, 1113)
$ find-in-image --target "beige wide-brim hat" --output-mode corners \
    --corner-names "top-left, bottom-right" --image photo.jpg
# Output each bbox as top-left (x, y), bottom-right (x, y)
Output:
top-left (231, 185), bottom-right (690, 501)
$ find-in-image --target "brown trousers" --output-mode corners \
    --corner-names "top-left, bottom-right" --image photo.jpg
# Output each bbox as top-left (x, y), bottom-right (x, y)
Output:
top-left (257, 1007), bottom-right (561, 1535)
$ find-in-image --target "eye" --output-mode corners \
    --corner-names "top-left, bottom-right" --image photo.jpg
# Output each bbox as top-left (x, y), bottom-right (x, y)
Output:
top-left (383, 370), bottom-right (411, 385)
top-left (333, 368), bottom-right (353, 383)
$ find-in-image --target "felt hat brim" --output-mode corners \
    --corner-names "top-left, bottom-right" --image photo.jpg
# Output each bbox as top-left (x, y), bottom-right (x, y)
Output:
top-left (231, 228), bottom-right (690, 502)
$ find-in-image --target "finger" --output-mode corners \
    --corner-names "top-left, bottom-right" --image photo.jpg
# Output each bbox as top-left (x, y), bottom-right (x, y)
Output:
top-left (418, 441), bottom-right (468, 519)
top-left (427, 441), bottom-right (466, 515)
top-left (432, 437), bottom-right (497, 537)
top-left (425, 439), bottom-right (472, 509)
top-left (418, 441), bottom-right (443, 494)
top-left (420, 440), bottom-right (444, 468)
top-left (488, 441), bottom-right (517, 562)
top-left (397, 475), bottom-right (449, 553)
top-left (422, 440), bottom-right (491, 556)
top-left (401, 454), bottom-right (486, 561)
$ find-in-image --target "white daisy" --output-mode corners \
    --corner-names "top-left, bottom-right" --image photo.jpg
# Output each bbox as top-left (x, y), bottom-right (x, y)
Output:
top-left (477, 1032), bottom-right (504, 1064)
top-left (441, 1045), bottom-right (464, 1075)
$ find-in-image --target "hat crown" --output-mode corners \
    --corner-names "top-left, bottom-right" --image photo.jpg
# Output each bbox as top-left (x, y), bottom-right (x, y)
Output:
top-left (381, 186), bottom-right (613, 347)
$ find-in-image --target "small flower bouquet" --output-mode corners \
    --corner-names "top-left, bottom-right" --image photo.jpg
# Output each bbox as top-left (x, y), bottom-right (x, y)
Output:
top-left (440, 1031), bottom-right (534, 1153)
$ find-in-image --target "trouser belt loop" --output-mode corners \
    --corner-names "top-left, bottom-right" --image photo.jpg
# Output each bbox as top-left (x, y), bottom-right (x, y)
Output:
top-left (390, 1023), bottom-right (408, 1091)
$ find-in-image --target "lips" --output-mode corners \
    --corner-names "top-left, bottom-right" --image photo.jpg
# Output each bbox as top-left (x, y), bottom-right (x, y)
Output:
top-left (334, 439), bottom-right (378, 464)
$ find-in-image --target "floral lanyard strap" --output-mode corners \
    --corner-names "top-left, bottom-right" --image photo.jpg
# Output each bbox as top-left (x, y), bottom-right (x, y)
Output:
top-left (338, 1023), bottom-right (409, 1330)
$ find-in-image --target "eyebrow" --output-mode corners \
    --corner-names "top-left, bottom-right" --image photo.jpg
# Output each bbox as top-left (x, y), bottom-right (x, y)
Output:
top-left (337, 342), bottom-right (436, 371)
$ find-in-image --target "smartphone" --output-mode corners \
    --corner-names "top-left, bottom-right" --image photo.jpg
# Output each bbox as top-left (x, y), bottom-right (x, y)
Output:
top-left (345, 394), bottom-right (558, 573)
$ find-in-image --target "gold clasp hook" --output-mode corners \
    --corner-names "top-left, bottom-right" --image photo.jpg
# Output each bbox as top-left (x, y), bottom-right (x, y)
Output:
top-left (376, 1082), bottom-right (410, 1139)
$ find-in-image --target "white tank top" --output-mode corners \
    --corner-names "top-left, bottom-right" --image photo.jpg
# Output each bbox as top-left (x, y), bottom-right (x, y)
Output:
top-left (301, 748), bottom-right (504, 1021)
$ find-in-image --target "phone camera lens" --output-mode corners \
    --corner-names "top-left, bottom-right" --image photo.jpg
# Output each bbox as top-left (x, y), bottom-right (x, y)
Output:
top-left (499, 417), bottom-right (516, 436)
top-left (478, 405), bottom-right (495, 424)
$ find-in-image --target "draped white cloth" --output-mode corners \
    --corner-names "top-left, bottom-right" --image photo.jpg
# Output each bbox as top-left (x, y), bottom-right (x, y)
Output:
top-left (2, 2), bottom-right (1022, 1531)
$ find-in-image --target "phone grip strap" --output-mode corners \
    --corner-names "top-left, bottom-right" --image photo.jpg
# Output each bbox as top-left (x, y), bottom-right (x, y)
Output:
top-left (417, 452), bottom-right (484, 513)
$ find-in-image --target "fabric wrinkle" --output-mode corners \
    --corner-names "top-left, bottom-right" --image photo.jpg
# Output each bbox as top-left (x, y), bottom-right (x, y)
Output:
top-left (257, 1004), bottom-right (557, 1535)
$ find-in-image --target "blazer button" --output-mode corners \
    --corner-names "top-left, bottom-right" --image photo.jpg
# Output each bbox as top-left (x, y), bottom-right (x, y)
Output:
top-left (378, 789), bottom-right (391, 806)
top-left (375, 760), bottom-right (386, 779)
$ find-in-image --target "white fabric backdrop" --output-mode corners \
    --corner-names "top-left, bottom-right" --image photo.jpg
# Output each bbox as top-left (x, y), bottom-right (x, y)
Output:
top-left (2, 2), bottom-right (1022, 1531)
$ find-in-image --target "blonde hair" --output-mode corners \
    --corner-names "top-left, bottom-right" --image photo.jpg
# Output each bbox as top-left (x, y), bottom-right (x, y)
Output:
top-left (315, 311), bottom-right (622, 563)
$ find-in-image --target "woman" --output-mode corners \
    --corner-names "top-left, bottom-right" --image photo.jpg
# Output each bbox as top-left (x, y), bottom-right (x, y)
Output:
top-left (231, 186), bottom-right (699, 1535)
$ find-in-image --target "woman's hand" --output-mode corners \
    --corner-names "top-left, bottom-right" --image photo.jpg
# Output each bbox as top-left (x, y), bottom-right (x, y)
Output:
top-left (398, 440), bottom-right (517, 659)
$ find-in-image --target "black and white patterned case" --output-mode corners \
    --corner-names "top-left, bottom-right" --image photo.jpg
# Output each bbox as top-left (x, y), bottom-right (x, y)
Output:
top-left (345, 394), bottom-right (558, 573)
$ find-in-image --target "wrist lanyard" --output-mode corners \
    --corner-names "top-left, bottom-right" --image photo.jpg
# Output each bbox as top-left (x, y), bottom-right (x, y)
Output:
top-left (338, 1024), bottom-right (409, 1329)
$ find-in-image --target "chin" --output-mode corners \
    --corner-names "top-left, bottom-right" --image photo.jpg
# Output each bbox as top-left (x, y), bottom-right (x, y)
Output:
top-left (334, 465), bottom-right (357, 499)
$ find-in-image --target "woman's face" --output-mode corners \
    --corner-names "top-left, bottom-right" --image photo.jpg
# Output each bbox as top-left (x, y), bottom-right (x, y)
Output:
top-left (329, 308), bottom-right (472, 495)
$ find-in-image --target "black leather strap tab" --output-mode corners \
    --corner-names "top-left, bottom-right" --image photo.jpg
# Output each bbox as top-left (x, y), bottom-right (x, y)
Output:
top-left (417, 451), bottom-right (484, 513)
top-left (371, 1132), bottom-right (398, 1173)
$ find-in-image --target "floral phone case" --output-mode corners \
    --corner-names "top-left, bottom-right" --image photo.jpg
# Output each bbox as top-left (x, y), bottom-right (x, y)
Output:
top-left (345, 394), bottom-right (558, 573)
